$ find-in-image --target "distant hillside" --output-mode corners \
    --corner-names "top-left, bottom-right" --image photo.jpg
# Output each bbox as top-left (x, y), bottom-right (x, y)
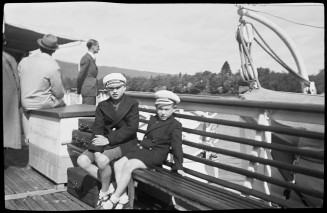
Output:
top-left (57, 60), bottom-right (168, 80)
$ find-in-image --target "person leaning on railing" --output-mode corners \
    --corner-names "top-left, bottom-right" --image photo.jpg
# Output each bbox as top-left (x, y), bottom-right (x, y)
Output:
top-left (17, 34), bottom-right (66, 144)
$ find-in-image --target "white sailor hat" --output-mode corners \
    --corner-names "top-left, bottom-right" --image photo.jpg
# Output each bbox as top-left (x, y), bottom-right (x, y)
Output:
top-left (154, 90), bottom-right (180, 105)
top-left (103, 73), bottom-right (126, 87)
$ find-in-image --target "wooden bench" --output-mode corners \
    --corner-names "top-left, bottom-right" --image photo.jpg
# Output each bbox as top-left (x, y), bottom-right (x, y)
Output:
top-left (129, 168), bottom-right (273, 210)
top-left (68, 117), bottom-right (276, 210)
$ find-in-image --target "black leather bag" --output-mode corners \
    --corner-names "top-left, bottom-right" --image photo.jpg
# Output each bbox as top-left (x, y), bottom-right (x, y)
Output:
top-left (78, 118), bottom-right (95, 133)
top-left (72, 129), bottom-right (92, 148)
top-left (67, 167), bottom-right (101, 207)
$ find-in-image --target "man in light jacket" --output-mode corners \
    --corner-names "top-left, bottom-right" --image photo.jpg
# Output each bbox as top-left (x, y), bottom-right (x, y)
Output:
top-left (18, 34), bottom-right (66, 143)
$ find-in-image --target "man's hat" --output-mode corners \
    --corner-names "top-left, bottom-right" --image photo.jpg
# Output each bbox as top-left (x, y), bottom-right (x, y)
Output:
top-left (37, 34), bottom-right (59, 51)
top-left (155, 90), bottom-right (180, 105)
top-left (103, 73), bottom-right (127, 87)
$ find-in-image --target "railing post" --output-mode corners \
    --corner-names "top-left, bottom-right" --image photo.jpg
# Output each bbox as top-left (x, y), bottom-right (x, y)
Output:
top-left (202, 112), bottom-right (219, 178)
top-left (78, 94), bottom-right (82, 104)
top-left (67, 90), bottom-right (71, 106)
top-left (63, 90), bottom-right (70, 106)
top-left (243, 110), bottom-right (272, 205)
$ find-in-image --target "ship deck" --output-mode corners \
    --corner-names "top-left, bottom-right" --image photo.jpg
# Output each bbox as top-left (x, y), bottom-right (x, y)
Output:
top-left (4, 144), bottom-right (172, 211)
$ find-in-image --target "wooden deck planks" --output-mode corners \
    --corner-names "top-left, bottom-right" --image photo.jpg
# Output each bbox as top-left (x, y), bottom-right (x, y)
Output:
top-left (4, 173), bottom-right (26, 194)
top-left (4, 144), bottom-right (95, 211)
top-left (32, 195), bottom-right (58, 211)
top-left (6, 166), bottom-right (48, 192)
top-left (9, 198), bottom-right (30, 210)
top-left (11, 165), bottom-right (55, 189)
top-left (21, 197), bottom-right (44, 211)
top-left (52, 192), bottom-right (87, 210)
top-left (62, 191), bottom-right (94, 210)
top-left (42, 193), bottom-right (70, 211)
top-left (5, 200), bottom-right (17, 210)
top-left (24, 167), bottom-right (56, 189)
top-left (5, 183), bottom-right (15, 195)
top-left (5, 166), bottom-right (42, 193)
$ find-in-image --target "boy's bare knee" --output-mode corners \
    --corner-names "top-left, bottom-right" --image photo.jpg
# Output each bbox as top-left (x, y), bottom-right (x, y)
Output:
top-left (97, 157), bottom-right (109, 170)
top-left (123, 161), bottom-right (134, 173)
top-left (114, 159), bottom-right (123, 170)
top-left (114, 161), bottom-right (120, 171)
top-left (77, 155), bottom-right (90, 169)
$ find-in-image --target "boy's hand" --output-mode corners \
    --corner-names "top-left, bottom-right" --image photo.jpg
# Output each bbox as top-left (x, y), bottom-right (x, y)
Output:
top-left (177, 170), bottom-right (186, 176)
top-left (92, 135), bottom-right (109, 146)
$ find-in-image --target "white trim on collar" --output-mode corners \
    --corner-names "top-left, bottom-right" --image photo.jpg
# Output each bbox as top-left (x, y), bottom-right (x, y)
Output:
top-left (87, 51), bottom-right (96, 60)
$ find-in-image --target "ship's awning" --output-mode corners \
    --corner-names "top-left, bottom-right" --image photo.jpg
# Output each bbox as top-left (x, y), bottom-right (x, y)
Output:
top-left (3, 22), bottom-right (83, 60)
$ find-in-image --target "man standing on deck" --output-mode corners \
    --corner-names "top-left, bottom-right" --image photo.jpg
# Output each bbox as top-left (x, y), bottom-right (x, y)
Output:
top-left (76, 39), bottom-right (100, 105)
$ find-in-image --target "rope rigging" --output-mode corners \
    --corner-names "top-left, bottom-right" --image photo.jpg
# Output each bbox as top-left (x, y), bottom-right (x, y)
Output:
top-left (235, 6), bottom-right (317, 93)
top-left (244, 6), bottom-right (324, 29)
top-left (251, 23), bottom-right (311, 86)
top-left (236, 20), bottom-right (260, 87)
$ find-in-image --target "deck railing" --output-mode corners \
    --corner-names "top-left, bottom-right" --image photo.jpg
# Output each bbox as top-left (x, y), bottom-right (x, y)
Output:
top-left (64, 89), bottom-right (324, 207)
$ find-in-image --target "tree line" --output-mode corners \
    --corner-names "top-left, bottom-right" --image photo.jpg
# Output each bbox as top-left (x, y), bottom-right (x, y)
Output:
top-left (63, 61), bottom-right (324, 95)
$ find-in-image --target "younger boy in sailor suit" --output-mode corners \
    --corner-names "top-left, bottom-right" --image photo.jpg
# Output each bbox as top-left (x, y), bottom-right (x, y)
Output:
top-left (77, 73), bottom-right (139, 209)
top-left (103, 90), bottom-right (185, 209)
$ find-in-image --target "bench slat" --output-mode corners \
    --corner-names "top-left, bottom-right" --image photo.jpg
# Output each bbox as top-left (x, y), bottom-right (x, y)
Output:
top-left (157, 169), bottom-right (272, 209)
top-left (132, 169), bottom-right (272, 209)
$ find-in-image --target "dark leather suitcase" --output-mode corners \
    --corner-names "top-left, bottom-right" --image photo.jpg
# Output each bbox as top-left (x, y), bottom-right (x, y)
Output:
top-left (67, 167), bottom-right (101, 207)
top-left (72, 129), bottom-right (92, 148)
top-left (78, 118), bottom-right (95, 133)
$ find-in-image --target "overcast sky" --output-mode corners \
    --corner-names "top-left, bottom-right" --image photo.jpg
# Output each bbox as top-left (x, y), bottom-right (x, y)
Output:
top-left (4, 2), bottom-right (324, 76)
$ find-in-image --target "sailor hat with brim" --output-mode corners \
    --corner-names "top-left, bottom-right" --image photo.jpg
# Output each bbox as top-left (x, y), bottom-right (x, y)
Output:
top-left (103, 73), bottom-right (126, 87)
top-left (155, 90), bottom-right (180, 105)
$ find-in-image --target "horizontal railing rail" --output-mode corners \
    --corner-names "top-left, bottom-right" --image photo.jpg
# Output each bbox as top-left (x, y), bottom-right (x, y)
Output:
top-left (181, 153), bottom-right (323, 199)
top-left (139, 120), bottom-right (323, 160)
top-left (139, 108), bottom-right (324, 140)
top-left (180, 140), bottom-right (323, 179)
top-left (125, 91), bottom-right (325, 113)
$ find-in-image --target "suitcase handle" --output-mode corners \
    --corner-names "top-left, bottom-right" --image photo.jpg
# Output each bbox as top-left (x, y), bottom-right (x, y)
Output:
top-left (74, 137), bottom-right (88, 149)
top-left (72, 150), bottom-right (82, 155)
top-left (73, 182), bottom-right (86, 193)
top-left (73, 182), bottom-right (79, 190)
top-left (79, 124), bottom-right (91, 131)
top-left (76, 137), bottom-right (85, 143)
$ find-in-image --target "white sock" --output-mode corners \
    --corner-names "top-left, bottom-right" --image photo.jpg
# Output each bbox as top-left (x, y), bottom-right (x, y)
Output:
top-left (99, 189), bottom-right (110, 197)
top-left (110, 194), bottom-right (120, 204)
top-left (108, 183), bottom-right (115, 194)
top-left (119, 193), bottom-right (129, 204)
top-left (103, 194), bottom-right (119, 209)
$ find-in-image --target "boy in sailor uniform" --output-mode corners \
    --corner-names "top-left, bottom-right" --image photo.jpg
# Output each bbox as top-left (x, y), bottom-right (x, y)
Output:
top-left (103, 90), bottom-right (185, 209)
top-left (77, 73), bottom-right (139, 209)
